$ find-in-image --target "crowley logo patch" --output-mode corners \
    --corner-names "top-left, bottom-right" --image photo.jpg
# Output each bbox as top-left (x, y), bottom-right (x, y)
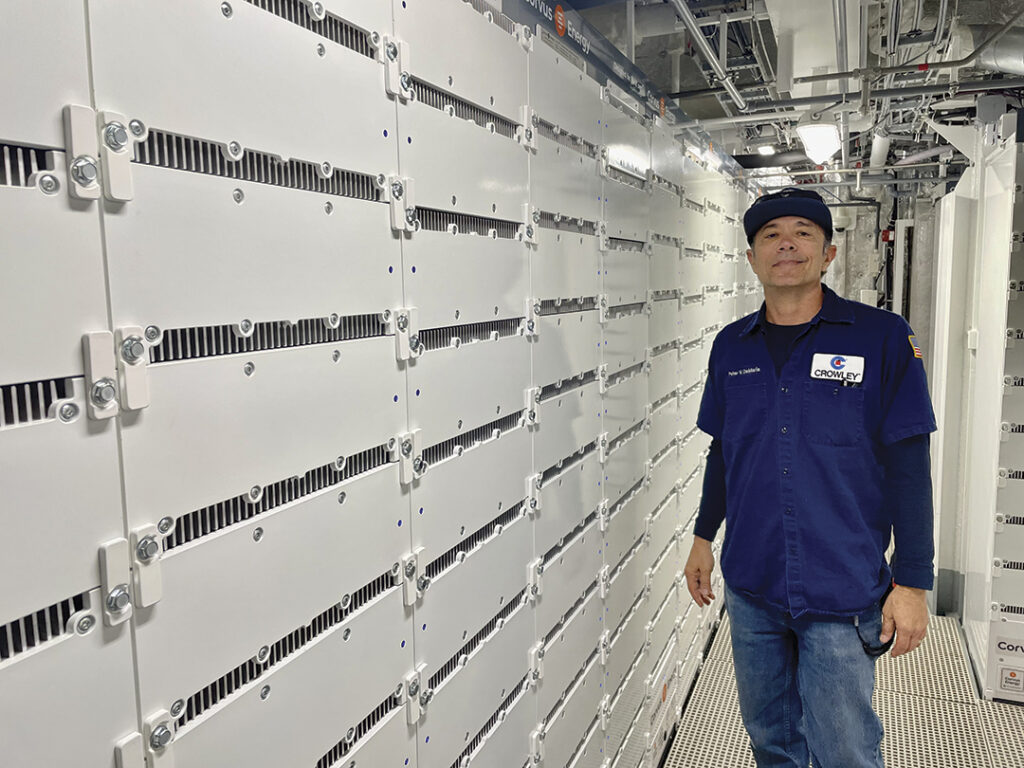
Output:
top-left (811, 353), bottom-right (864, 383)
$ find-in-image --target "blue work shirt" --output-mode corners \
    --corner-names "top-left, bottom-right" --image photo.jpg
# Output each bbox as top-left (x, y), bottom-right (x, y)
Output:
top-left (695, 285), bottom-right (936, 617)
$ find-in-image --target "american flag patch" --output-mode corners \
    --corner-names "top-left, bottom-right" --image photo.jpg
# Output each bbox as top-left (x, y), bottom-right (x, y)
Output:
top-left (909, 335), bottom-right (922, 359)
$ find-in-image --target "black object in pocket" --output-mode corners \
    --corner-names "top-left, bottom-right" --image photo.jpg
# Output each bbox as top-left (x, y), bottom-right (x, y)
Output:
top-left (855, 585), bottom-right (895, 658)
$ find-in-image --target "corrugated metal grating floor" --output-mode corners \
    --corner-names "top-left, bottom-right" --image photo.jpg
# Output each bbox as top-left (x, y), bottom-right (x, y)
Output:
top-left (665, 614), bottom-right (1024, 767)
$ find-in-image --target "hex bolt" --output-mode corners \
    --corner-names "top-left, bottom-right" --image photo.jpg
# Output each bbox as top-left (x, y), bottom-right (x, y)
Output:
top-left (104, 122), bottom-right (129, 152)
top-left (409, 334), bottom-right (421, 352)
top-left (345, 726), bottom-right (356, 742)
top-left (419, 689), bottom-right (434, 706)
top-left (332, 350), bottom-right (341, 362)
top-left (537, 649), bottom-right (545, 659)
top-left (408, 679), bottom-right (420, 698)
top-left (400, 71), bottom-right (412, 92)
top-left (233, 188), bottom-right (244, 204)
top-left (340, 593), bottom-right (352, 609)
top-left (405, 206), bottom-right (417, 225)
top-left (528, 410), bottom-right (536, 422)
top-left (413, 457), bottom-right (425, 474)
top-left (137, 536), bottom-right (160, 562)
top-left (394, 683), bottom-right (404, 699)
top-left (221, 1), bottom-right (233, 16)
top-left (532, 301), bottom-right (542, 315)
top-left (371, 31), bottom-right (381, 46)
top-left (58, 403), bottom-right (79, 423)
top-left (401, 439), bottom-right (413, 457)
top-left (121, 335), bottom-right (146, 364)
top-left (150, 724), bottom-right (173, 751)
top-left (404, 561), bottom-right (416, 578)
top-left (313, 0), bottom-right (324, 15)
top-left (257, 645), bottom-right (271, 663)
top-left (145, 325), bottom-right (161, 342)
top-left (106, 584), bottom-right (132, 613)
top-left (157, 516), bottom-right (174, 534)
top-left (536, 563), bottom-right (544, 575)
top-left (228, 140), bottom-right (242, 157)
top-left (321, 161), bottom-right (331, 176)
top-left (70, 156), bottom-right (98, 186)
top-left (391, 181), bottom-right (404, 199)
top-left (533, 477), bottom-right (542, 490)
top-left (170, 699), bottom-right (186, 718)
top-left (38, 173), bottom-right (60, 194)
top-left (76, 615), bottom-right (96, 634)
top-left (530, 584), bottom-right (539, 596)
top-left (129, 119), bottom-right (146, 137)
top-left (244, 362), bottom-right (255, 377)
top-left (526, 320), bottom-right (535, 332)
top-left (260, 685), bottom-right (271, 701)
top-left (529, 498), bottom-right (538, 509)
top-left (532, 210), bottom-right (540, 224)
top-left (416, 575), bottom-right (430, 592)
top-left (325, 201), bottom-right (333, 214)
top-left (526, 225), bottom-right (535, 239)
top-left (385, 41), bottom-right (398, 61)
top-left (525, 128), bottom-right (533, 141)
top-left (317, 43), bottom-right (326, 56)
top-left (396, 314), bottom-right (409, 332)
top-left (252, 527), bottom-right (264, 542)
top-left (532, 669), bottom-right (540, 680)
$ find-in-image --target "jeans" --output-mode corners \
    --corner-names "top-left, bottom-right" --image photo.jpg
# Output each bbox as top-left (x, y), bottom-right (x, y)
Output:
top-left (724, 583), bottom-right (890, 768)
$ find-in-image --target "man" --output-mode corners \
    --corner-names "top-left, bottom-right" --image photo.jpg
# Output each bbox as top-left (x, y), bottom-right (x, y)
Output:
top-left (683, 187), bottom-right (935, 768)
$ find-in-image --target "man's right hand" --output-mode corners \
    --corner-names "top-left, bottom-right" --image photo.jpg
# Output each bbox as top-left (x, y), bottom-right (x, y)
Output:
top-left (684, 536), bottom-right (716, 606)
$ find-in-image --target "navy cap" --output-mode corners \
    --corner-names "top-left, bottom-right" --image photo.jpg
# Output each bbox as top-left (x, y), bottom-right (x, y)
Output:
top-left (743, 187), bottom-right (833, 245)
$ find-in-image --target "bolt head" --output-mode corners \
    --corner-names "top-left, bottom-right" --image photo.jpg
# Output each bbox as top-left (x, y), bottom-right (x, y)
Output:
top-left (150, 724), bottom-right (173, 750)
top-left (257, 645), bottom-right (270, 662)
top-left (252, 527), bottom-right (264, 542)
top-left (396, 314), bottom-right (409, 332)
top-left (537, 649), bottom-right (545, 659)
top-left (526, 225), bottom-right (535, 239)
top-left (104, 122), bottom-right (129, 151)
top-left (244, 362), bottom-right (255, 376)
top-left (170, 699), bottom-right (186, 718)
top-left (417, 575), bottom-right (430, 591)
top-left (391, 181), bottom-right (404, 199)
top-left (233, 188), bottom-right (244, 204)
top-left (249, 485), bottom-right (262, 500)
top-left (121, 336), bottom-right (146, 364)
top-left (260, 685), bottom-right (271, 700)
top-left (532, 114), bottom-right (539, 126)
top-left (91, 379), bottom-right (117, 407)
top-left (76, 615), bottom-right (96, 634)
top-left (408, 679), bottom-right (420, 697)
top-left (70, 156), bottom-right (98, 187)
top-left (325, 201), bottom-right (333, 214)
top-left (386, 41), bottom-right (398, 60)
top-left (401, 439), bottom-right (413, 457)
top-left (221, 1), bottom-right (233, 16)
top-left (37, 173), bottom-right (60, 194)
top-left (321, 161), bottom-right (331, 175)
top-left (106, 585), bottom-right (132, 613)
top-left (346, 726), bottom-right (356, 742)
top-left (228, 140), bottom-right (241, 156)
top-left (404, 561), bottom-right (416, 578)
top-left (137, 536), bottom-right (160, 561)
top-left (413, 457), bottom-right (425, 473)
top-left (145, 325), bottom-right (161, 342)
top-left (400, 71), bottom-right (412, 91)
top-left (525, 128), bottom-right (534, 141)
top-left (405, 206), bottom-right (417, 224)
top-left (529, 498), bottom-right (538, 509)
top-left (58, 402), bottom-right (79, 423)
top-left (157, 516), bottom-right (174, 534)
top-left (129, 119), bottom-right (146, 137)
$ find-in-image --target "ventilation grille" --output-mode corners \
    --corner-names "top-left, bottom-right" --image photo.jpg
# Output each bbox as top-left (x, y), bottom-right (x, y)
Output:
top-left (540, 439), bottom-right (599, 483)
top-left (464, 0), bottom-right (518, 35)
top-left (421, 412), bottom-right (524, 467)
top-left (609, 418), bottom-right (646, 453)
top-left (652, 288), bottom-right (681, 301)
top-left (607, 360), bottom-right (646, 389)
top-left (0, 591), bottom-right (88, 663)
top-left (412, 78), bottom-right (518, 139)
top-left (1004, 560), bottom-right (1024, 571)
top-left (1005, 515), bottom-right (1024, 525)
top-left (611, 537), bottom-right (645, 583)
top-left (607, 301), bottom-right (647, 319)
top-left (449, 676), bottom-right (529, 768)
top-left (652, 338), bottom-right (679, 357)
top-left (651, 174), bottom-right (684, 198)
top-left (538, 297), bottom-right (599, 314)
top-left (684, 198), bottom-right (705, 213)
top-left (606, 237), bottom-right (646, 252)
top-left (607, 166), bottom-right (647, 189)
top-left (539, 368), bottom-right (598, 401)
top-left (425, 503), bottom-right (525, 580)
top-left (542, 511), bottom-right (599, 566)
top-left (543, 649), bottom-right (600, 724)
top-left (134, 129), bottom-right (382, 201)
top-left (417, 208), bottom-right (521, 239)
top-left (652, 387), bottom-right (678, 412)
top-left (0, 377), bottom-right (72, 430)
top-left (538, 211), bottom-right (600, 232)
top-left (244, 0), bottom-right (375, 57)
top-left (428, 588), bottom-right (527, 691)
top-left (651, 436), bottom-right (677, 466)
top-left (609, 478), bottom-right (645, 517)
top-left (164, 444), bottom-right (390, 552)
top-left (176, 569), bottom-right (395, 731)
top-left (684, 247), bottom-right (704, 259)
top-left (0, 142), bottom-right (52, 188)
top-left (314, 691), bottom-right (398, 768)
top-left (150, 314), bottom-right (387, 364)
top-left (418, 318), bottom-right (522, 352)
top-left (536, 122), bottom-right (600, 158)
top-left (1002, 604), bottom-right (1024, 615)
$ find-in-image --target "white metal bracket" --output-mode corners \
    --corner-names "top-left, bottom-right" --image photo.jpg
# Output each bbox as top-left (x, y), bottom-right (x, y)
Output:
top-left (527, 473), bottom-right (543, 514)
top-left (598, 145), bottom-right (609, 178)
top-left (390, 306), bottom-right (423, 361)
top-left (143, 710), bottom-right (175, 768)
top-left (522, 297), bottom-right (540, 338)
top-left (528, 558), bottom-right (544, 600)
top-left (598, 364), bottom-right (609, 394)
top-left (529, 641), bottom-right (545, 684)
top-left (644, 404), bottom-right (653, 431)
top-left (529, 729), bottom-right (545, 765)
top-left (381, 36), bottom-right (415, 101)
top-left (400, 547), bottom-right (427, 606)
top-left (515, 23), bottom-right (535, 51)
top-left (598, 221), bottom-right (610, 251)
top-left (520, 204), bottom-right (539, 244)
top-left (97, 109), bottom-right (135, 202)
top-left (599, 630), bottom-right (611, 665)
top-left (115, 326), bottom-right (151, 411)
top-left (599, 695), bottom-right (611, 730)
top-left (62, 104), bottom-right (101, 201)
top-left (386, 176), bottom-right (419, 233)
top-left (83, 331), bottom-right (119, 421)
top-left (114, 732), bottom-right (145, 768)
top-left (598, 295), bottom-right (610, 324)
top-left (405, 665), bottom-right (428, 724)
top-left (524, 387), bottom-right (541, 427)
top-left (598, 564), bottom-right (611, 598)
top-left (643, 459), bottom-right (653, 489)
top-left (598, 432), bottom-right (610, 463)
top-left (130, 524), bottom-right (163, 608)
top-left (99, 538), bottom-right (133, 627)
top-left (519, 105), bottom-right (538, 149)
top-left (597, 499), bottom-right (610, 532)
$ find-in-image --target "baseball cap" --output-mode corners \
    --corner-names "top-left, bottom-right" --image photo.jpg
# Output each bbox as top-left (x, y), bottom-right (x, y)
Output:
top-left (742, 187), bottom-right (833, 244)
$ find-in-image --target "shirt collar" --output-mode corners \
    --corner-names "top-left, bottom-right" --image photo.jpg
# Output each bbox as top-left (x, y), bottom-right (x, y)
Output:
top-left (739, 284), bottom-right (855, 337)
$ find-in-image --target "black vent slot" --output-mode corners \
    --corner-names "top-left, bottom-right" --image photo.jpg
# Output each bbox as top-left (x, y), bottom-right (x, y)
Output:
top-left (314, 691), bottom-right (399, 768)
top-left (540, 439), bottom-right (598, 483)
top-left (541, 511), bottom-right (598, 566)
top-left (543, 581), bottom-right (599, 647)
top-left (150, 313), bottom-right (387, 364)
top-left (1002, 604), bottom-right (1024, 615)
top-left (538, 297), bottom-right (599, 315)
top-left (428, 588), bottom-right (527, 691)
top-left (607, 360), bottom-right (646, 389)
top-left (425, 503), bottom-right (526, 580)
top-left (449, 676), bottom-right (529, 768)
top-left (610, 536), bottom-right (645, 581)
top-left (411, 78), bottom-right (518, 139)
top-left (417, 207), bottom-right (521, 239)
top-left (421, 411), bottom-right (524, 467)
top-left (608, 418), bottom-right (646, 453)
top-left (176, 568), bottom-right (395, 731)
top-left (464, 0), bottom-right (518, 34)
top-left (418, 318), bottom-right (522, 352)
top-left (0, 142), bottom-right (53, 187)
top-left (1006, 516), bottom-right (1024, 525)
top-left (538, 212), bottom-right (600, 233)
top-left (536, 121), bottom-right (600, 158)
top-left (1004, 561), bottom-right (1024, 571)
top-left (608, 478), bottom-right (645, 517)
top-left (0, 591), bottom-right (88, 663)
top-left (244, 0), bottom-right (375, 58)
top-left (607, 166), bottom-right (647, 189)
top-left (651, 174), bottom-right (684, 197)
top-left (652, 289), bottom-right (681, 301)
top-left (539, 368), bottom-right (598, 401)
top-left (651, 338), bottom-right (679, 357)
top-left (652, 387), bottom-right (678, 412)
top-left (651, 437), bottom-right (677, 466)
top-left (606, 301), bottom-right (647, 319)
top-left (0, 377), bottom-right (72, 429)
top-left (134, 129), bottom-right (382, 201)
top-left (606, 238), bottom-right (646, 252)
top-left (164, 443), bottom-right (390, 552)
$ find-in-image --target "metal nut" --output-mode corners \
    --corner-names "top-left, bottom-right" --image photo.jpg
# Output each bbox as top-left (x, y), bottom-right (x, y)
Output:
top-left (150, 724), bottom-right (173, 750)
top-left (70, 156), bottom-right (98, 187)
top-left (103, 122), bottom-right (129, 151)
top-left (121, 335), bottom-right (146, 364)
top-left (106, 584), bottom-right (132, 613)
top-left (58, 403), bottom-right (79, 423)
top-left (76, 615), bottom-right (96, 634)
top-left (145, 325), bottom-right (161, 342)
top-left (136, 536), bottom-right (160, 561)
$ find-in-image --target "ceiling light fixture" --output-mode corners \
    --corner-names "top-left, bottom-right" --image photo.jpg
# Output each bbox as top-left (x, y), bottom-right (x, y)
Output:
top-left (795, 112), bottom-right (841, 165)
top-left (757, 145), bottom-right (776, 156)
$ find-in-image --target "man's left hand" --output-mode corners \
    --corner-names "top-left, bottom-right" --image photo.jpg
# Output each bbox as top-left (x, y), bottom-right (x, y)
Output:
top-left (879, 584), bottom-right (929, 658)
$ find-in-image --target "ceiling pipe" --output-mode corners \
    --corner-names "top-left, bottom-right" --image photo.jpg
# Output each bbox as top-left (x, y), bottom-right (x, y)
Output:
top-left (961, 26), bottom-right (1024, 77)
top-left (665, 0), bottom-right (748, 112)
top-left (933, 0), bottom-right (948, 47)
top-left (888, 0), bottom-right (902, 59)
top-left (869, 132), bottom-right (892, 168)
top-left (761, 175), bottom-right (959, 189)
top-left (894, 145), bottom-right (952, 165)
top-left (794, 5), bottom-right (1024, 85)
top-left (833, 0), bottom-right (851, 165)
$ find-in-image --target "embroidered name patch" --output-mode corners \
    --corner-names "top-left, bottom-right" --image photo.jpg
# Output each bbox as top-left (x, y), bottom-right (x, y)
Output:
top-left (810, 353), bottom-right (864, 383)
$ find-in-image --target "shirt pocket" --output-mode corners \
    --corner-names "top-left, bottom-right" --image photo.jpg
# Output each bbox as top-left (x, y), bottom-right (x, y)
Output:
top-left (723, 382), bottom-right (767, 440)
top-left (802, 381), bottom-right (864, 447)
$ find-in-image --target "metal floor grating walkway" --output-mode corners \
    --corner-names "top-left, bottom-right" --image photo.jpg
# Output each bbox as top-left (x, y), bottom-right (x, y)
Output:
top-left (665, 614), bottom-right (1024, 768)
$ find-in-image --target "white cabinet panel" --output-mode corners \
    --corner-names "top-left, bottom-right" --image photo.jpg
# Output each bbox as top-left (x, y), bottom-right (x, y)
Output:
top-left (532, 136), bottom-right (602, 222)
top-left (533, 310), bottom-right (602, 386)
top-left (604, 311), bottom-right (649, 374)
top-left (604, 247), bottom-right (649, 306)
top-left (538, 589), bottom-right (602, 717)
top-left (537, 520), bottom-right (602, 638)
top-left (535, 381), bottom-right (603, 471)
top-left (536, 452), bottom-right (604, 557)
top-left (529, 43), bottom-right (603, 145)
top-left (605, 371), bottom-right (648, 442)
top-left (541, 658), bottom-right (604, 768)
top-left (532, 229), bottom-right (602, 302)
